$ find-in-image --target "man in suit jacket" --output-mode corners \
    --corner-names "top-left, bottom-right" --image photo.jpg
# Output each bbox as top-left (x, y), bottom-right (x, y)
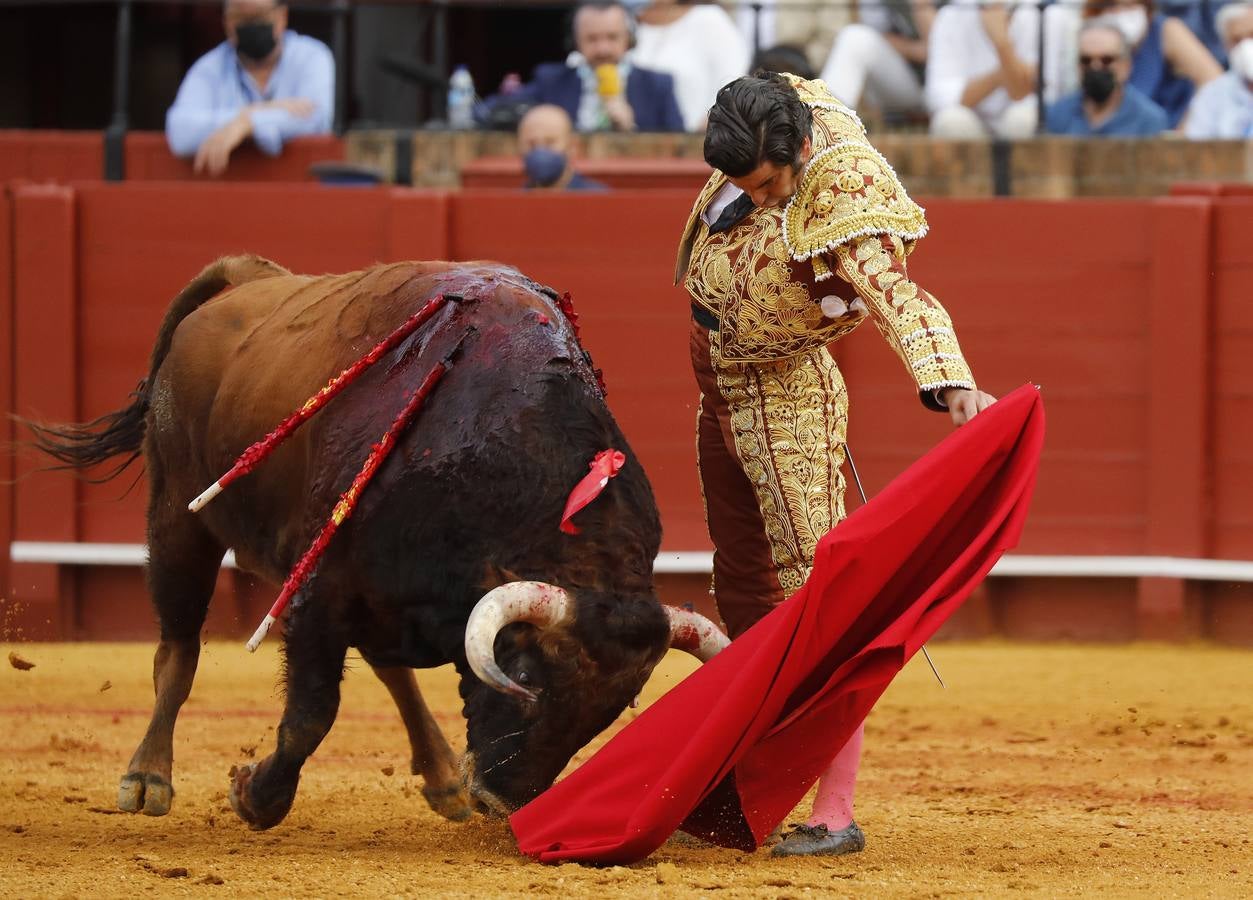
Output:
top-left (479, 0), bottom-right (684, 132)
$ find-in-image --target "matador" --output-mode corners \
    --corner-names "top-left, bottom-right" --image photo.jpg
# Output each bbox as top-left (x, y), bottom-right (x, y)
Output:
top-left (676, 72), bottom-right (997, 857)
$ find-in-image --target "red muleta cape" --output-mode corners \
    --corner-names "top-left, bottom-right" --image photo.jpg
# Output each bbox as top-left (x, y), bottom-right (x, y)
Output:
top-left (510, 384), bottom-right (1045, 865)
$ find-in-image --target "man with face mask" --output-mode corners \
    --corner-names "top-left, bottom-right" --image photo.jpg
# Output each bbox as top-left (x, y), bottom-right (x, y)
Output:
top-left (516, 105), bottom-right (607, 191)
top-left (166, 0), bottom-right (334, 176)
top-left (1045, 22), bottom-right (1168, 135)
top-left (1185, 2), bottom-right (1253, 138)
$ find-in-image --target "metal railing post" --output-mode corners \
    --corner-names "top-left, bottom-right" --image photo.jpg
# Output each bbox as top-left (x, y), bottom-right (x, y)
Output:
top-left (104, 0), bottom-right (133, 181)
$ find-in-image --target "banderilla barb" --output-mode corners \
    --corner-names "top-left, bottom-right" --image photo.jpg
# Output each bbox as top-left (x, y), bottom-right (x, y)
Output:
top-left (245, 330), bottom-right (474, 652)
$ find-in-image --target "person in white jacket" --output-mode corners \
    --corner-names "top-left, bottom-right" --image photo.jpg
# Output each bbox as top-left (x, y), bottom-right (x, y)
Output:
top-left (634, 0), bottom-right (751, 131)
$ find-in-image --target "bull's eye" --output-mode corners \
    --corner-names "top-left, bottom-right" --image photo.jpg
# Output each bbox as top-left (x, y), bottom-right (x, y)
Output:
top-left (515, 670), bottom-right (531, 686)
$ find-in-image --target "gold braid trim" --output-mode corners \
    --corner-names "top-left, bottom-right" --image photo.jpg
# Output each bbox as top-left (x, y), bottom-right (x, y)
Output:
top-left (783, 141), bottom-right (928, 263)
top-left (832, 234), bottom-right (975, 406)
top-left (711, 333), bottom-right (849, 595)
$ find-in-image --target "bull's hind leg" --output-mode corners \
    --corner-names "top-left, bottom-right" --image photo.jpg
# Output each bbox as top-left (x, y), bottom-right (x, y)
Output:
top-left (119, 513), bottom-right (224, 816)
top-left (370, 665), bottom-right (471, 821)
top-left (229, 603), bottom-right (347, 830)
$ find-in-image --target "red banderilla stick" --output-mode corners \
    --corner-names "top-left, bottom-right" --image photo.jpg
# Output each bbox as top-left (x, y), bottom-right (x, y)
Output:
top-left (189, 294), bottom-right (451, 513)
top-left (246, 354), bottom-right (454, 652)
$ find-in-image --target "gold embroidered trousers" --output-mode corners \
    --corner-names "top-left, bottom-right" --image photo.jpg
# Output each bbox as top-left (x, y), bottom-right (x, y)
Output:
top-left (692, 319), bottom-right (849, 639)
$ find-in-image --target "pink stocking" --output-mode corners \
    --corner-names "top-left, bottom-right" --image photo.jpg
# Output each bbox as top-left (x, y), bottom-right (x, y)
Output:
top-left (806, 721), bottom-right (865, 830)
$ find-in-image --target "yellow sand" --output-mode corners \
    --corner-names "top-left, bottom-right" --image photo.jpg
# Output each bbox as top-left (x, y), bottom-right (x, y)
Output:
top-left (1, 641), bottom-right (1249, 898)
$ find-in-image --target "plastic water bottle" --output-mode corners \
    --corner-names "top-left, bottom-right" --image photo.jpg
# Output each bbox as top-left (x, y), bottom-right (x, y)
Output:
top-left (448, 66), bottom-right (476, 130)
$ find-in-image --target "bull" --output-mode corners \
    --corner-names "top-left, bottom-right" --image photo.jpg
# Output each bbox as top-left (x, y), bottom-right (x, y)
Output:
top-left (27, 256), bottom-right (726, 830)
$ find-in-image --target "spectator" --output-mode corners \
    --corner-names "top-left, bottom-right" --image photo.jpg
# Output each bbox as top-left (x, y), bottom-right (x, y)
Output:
top-left (1161, 0), bottom-right (1228, 64)
top-left (517, 104), bottom-right (608, 190)
top-left (1184, 1), bottom-right (1253, 138)
top-left (1046, 22), bottom-right (1169, 135)
top-left (925, 0), bottom-right (1045, 138)
top-left (1083, 0), bottom-right (1223, 128)
top-left (819, 1), bottom-right (938, 122)
top-left (732, 1), bottom-right (853, 76)
top-left (750, 44), bottom-right (817, 81)
top-left (477, 1), bottom-right (684, 133)
top-left (634, 0), bottom-right (750, 131)
top-left (165, 0), bottom-right (333, 176)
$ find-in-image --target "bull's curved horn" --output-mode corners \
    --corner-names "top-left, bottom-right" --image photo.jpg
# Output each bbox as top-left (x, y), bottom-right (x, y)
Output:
top-left (464, 581), bottom-right (573, 701)
top-left (665, 606), bottom-right (729, 662)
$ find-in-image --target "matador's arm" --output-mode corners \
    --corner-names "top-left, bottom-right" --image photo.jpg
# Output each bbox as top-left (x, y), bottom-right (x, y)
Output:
top-left (828, 233), bottom-right (976, 412)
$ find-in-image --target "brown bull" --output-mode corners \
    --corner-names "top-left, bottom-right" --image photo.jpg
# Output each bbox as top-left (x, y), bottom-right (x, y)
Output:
top-left (28, 256), bottom-right (726, 829)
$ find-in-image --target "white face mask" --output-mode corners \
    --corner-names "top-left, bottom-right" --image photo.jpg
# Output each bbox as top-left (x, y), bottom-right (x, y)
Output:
top-left (1097, 7), bottom-right (1149, 48)
top-left (1231, 38), bottom-right (1253, 82)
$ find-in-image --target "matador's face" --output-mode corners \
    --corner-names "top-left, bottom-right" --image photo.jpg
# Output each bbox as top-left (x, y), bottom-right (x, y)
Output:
top-left (726, 136), bottom-right (814, 209)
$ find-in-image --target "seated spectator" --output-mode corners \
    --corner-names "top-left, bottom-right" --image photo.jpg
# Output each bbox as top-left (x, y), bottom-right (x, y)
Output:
top-left (732, 0), bottom-right (853, 77)
top-left (477, 1), bottom-right (684, 133)
top-left (517, 105), bottom-right (608, 191)
top-left (634, 0), bottom-right (750, 132)
top-left (1160, 0), bottom-right (1228, 64)
top-left (165, 0), bottom-right (333, 176)
top-left (820, 1), bottom-right (937, 122)
top-left (750, 44), bottom-right (816, 80)
top-left (1083, 0), bottom-right (1223, 128)
top-left (926, 0), bottom-right (1045, 138)
top-left (1184, 1), bottom-right (1253, 138)
top-left (1046, 22), bottom-right (1169, 136)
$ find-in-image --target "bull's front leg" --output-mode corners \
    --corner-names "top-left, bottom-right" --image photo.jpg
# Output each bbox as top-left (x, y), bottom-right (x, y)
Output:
top-left (229, 612), bottom-right (347, 830)
top-left (370, 664), bottom-right (472, 821)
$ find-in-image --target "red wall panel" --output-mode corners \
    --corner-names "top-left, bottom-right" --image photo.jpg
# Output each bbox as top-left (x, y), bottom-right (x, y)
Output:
top-left (1211, 199), bottom-right (1253, 558)
top-left (66, 183), bottom-right (449, 542)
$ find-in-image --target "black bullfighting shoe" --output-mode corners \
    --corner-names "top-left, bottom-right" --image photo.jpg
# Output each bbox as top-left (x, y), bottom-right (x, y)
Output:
top-left (770, 821), bottom-right (866, 857)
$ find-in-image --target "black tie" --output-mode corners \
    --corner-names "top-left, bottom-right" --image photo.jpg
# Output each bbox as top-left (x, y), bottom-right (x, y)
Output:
top-left (708, 192), bottom-right (755, 235)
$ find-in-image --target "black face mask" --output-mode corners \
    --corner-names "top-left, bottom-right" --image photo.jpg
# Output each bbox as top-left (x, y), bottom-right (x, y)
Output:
top-left (1081, 68), bottom-right (1118, 104)
top-left (235, 22), bottom-right (277, 63)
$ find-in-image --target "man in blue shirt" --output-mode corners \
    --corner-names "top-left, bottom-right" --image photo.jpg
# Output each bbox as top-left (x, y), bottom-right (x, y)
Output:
top-left (1185, 2), bottom-right (1253, 139)
top-left (1046, 22), bottom-right (1168, 137)
top-left (166, 0), bottom-right (334, 176)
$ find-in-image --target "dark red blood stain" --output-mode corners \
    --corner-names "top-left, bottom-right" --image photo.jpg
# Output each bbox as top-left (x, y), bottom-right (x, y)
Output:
top-left (537, 313), bottom-right (550, 326)
top-left (557, 291), bottom-right (581, 338)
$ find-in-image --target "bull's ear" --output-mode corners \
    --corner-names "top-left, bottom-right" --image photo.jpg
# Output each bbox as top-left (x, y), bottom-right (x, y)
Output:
top-left (479, 562), bottom-right (522, 592)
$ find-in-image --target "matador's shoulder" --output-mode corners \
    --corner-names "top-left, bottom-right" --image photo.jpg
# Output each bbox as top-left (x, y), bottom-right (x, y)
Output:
top-left (782, 76), bottom-right (928, 262)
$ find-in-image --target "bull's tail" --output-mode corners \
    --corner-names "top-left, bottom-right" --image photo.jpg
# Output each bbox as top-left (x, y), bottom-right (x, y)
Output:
top-left (21, 254), bottom-right (289, 481)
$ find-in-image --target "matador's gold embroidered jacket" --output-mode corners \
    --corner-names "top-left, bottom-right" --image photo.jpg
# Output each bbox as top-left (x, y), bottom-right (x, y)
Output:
top-left (676, 76), bottom-right (976, 409)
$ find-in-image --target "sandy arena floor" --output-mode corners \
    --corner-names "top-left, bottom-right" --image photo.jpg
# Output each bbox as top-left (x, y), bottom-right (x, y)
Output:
top-left (0, 640), bottom-right (1249, 898)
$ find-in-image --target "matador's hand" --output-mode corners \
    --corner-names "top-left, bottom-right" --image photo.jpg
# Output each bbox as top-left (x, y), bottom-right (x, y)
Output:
top-left (941, 387), bottom-right (997, 426)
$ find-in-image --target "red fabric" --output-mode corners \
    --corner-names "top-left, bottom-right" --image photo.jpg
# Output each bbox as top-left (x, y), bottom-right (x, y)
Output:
top-left (559, 449), bottom-right (627, 535)
top-left (511, 384), bottom-right (1045, 865)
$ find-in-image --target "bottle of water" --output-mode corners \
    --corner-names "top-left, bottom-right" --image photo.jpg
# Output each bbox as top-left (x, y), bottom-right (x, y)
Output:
top-left (447, 66), bottom-right (475, 130)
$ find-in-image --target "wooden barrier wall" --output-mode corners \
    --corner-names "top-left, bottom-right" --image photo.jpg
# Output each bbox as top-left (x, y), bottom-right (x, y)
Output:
top-left (0, 132), bottom-right (345, 184)
top-left (2, 182), bottom-right (1251, 643)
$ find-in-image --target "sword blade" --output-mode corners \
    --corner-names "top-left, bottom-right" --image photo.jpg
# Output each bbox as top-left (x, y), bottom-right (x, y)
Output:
top-left (845, 444), bottom-right (946, 689)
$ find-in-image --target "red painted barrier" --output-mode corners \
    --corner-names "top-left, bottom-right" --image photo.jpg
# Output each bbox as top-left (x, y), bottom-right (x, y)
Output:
top-left (2, 182), bottom-right (1251, 643)
top-left (460, 156), bottom-right (713, 191)
top-left (0, 131), bottom-right (344, 184)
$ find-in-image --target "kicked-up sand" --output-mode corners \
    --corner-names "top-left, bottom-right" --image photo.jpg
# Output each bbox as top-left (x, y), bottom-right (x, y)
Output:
top-left (0, 640), bottom-right (1249, 898)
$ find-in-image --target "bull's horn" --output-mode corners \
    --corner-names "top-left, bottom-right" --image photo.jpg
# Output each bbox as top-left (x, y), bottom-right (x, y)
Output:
top-left (665, 606), bottom-right (729, 661)
top-left (464, 581), bottom-right (573, 701)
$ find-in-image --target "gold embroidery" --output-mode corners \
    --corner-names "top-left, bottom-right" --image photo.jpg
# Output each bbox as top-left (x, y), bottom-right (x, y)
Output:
top-left (686, 207), bottom-right (866, 362)
top-left (833, 234), bottom-right (975, 395)
top-left (784, 142), bottom-right (928, 262)
top-left (711, 333), bottom-right (848, 595)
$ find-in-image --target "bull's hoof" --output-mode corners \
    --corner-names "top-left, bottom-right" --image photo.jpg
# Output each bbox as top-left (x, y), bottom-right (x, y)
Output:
top-left (228, 762), bottom-right (293, 831)
top-left (117, 772), bottom-right (174, 816)
top-left (421, 783), bottom-right (473, 822)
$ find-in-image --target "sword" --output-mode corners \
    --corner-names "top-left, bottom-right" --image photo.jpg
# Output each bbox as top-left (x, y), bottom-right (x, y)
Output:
top-left (844, 445), bottom-right (946, 689)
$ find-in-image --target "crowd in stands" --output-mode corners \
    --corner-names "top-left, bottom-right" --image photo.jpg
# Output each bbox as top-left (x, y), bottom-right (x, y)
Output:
top-left (165, 0), bottom-right (1253, 179)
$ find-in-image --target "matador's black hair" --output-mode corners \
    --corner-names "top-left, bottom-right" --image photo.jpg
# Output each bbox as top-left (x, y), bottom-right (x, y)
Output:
top-left (703, 71), bottom-right (813, 178)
